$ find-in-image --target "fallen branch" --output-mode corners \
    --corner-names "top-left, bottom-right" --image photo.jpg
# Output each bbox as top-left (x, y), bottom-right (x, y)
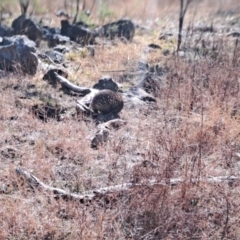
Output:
top-left (54, 73), bottom-right (91, 95)
top-left (16, 168), bottom-right (95, 201)
top-left (15, 168), bottom-right (239, 203)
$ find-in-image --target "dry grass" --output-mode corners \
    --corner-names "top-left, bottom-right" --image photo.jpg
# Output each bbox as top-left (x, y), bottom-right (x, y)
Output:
top-left (1, 0), bottom-right (240, 239)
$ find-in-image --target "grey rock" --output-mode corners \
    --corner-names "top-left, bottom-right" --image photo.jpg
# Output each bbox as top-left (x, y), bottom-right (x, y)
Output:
top-left (149, 64), bottom-right (165, 76)
top-left (162, 49), bottom-right (170, 56)
top-left (148, 43), bottom-right (161, 49)
top-left (0, 25), bottom-right (13, 38)
top-left (98, 19), bottom-right (135, 41)
top-left (93, 76), bottom-right (119, 92)
top-left (193, 26), bottom-right (215, 33)
top-left (87, 45), bottom-right (95, 57)
top-left (159, 33), bottom-right (174, 40)
top-left (45, 50), bottom-right (64, 64)
top-left (91, 128), bottom-right (109, 149)
top-left (139, 73), bottom-right (161, 96)
top-left (47, 34), bottom-right (70, 48)
top-left (53, 45), bottom-right (70, 53)
top-left (0, 35), bottom-right (38, 75)
top-left (61, 20), bottom-right (96, 45)
top-left (41, 26), bottom-right (60, 39)
top-left (12, 16), bottom-right (42, 44)
top-left (122, 87), bottom-right (156, 110)
top-left (137, 61), bottom-right (149, 71)
top-left (56, 10), bottom-right (70, 18)
top-left (227, 32), bottom-right (240, 37)
top-left (2, 35), bottom-right (36, 51)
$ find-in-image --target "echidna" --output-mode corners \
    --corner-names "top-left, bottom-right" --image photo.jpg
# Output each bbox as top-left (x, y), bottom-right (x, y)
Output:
top-left (90, 89), bottom-right (124, 114)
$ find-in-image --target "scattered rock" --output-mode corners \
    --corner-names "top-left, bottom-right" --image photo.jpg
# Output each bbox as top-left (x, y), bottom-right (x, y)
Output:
top-left (0, 146), bottom-right (18, 159)
top-left (139, 74), bottom-right (161, 96)
top-left (0, 25), bottom-right (13, 37)
top-left (98, 19), bottom-right (135, 41)
top-left (61, 20), bottom-right (96, 45)
top-left (44, 50), bottom-right (65, 64)
top-left (87, 45), bottom-right (95, 57)
top-left (12, 17), bottom-right (43, 45)
top-left (54, 45), bottom-right (70, 54)
top-left (149, 64), bottom-right (165, 76)
top-left (159, 33), bottom-right (174, 40)
top-left (47, 34), bottom-right (70, 48)
top-left (91, 128), bottom-right (109, 149)
top-left (93, 76), bottom-right (119, 92)
top-left (162, 49), bottom-right (170, 56)
top-left (91, 119), bottom-right (126, 149)
top-left (227, 32), bottom-right (240, 37)
top-left (148, 43), bottom-right (161, 49)
top-left (56, 10), bottom-right (70, 18)
top-left (193, 26), bottom-right (215, 33)
top-left (137, 61), bottom-right (149, 71)
top-left (122, 87), bottom-right (156, 109)
top-left (31, 103), bottom-right (66, 122)
top-left (41, 26), bottom-right (60, 39)
top-left (11, 0), bottom-right (42, 45)
top-left (0, 35), bottom-right (38, 75)
top-left (178, 51), bottom-right (185, 57)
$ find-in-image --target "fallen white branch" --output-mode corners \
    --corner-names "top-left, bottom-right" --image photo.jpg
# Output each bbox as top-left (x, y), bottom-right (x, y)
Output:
top-left (54, 73), bottom-right (91, 95)
top-left (16, 168), bottom-right (94, 201)
top-left (15, 168), bottom-right (239, 202)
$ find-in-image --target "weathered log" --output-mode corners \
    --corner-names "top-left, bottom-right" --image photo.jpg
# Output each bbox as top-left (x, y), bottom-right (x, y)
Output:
top-left (16, 168), bottom-right (94, 201)
top-left (54, 73), bottom-right (91, 95)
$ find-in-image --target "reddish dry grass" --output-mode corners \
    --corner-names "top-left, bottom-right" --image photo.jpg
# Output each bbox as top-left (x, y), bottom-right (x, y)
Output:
top-left (1, 0), bottom-right (240, 239)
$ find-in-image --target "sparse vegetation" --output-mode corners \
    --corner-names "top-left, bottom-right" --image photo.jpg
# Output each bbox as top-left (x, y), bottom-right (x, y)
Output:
top-left (1, 0), bottom-right (240, 239)
top-left (98, 1), bottom-right (115, 24)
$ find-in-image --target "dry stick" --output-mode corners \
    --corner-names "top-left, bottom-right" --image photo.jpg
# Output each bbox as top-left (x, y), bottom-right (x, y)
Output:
top-left (15, 168), bottom-right (239, 202)
top-left (0, 4), bottom-right (3, 25)
top-left (72, 0), bottom-right (80, 24)
top-left (177, 0), bottom-right (193, 51)
top-left (89, 0), bottom-right (96, 16)
top-left (54, 73), bottom-right (91, 95)
top-left (19, 0), bottom-right (29, 15)
top-left (82, 0), bottom-right (86, 12)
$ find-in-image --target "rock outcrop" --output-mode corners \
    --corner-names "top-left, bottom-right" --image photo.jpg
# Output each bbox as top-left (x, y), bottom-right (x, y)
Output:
top-left (0, 35), bottom-right (38, 75)
top-left (98, 19), bottom-right (135, 41)
top-left (61, 20), bottom-right (96, 45)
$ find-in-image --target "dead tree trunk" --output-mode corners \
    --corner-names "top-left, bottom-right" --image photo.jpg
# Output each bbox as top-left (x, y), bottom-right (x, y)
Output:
top-left (72, 0), bottom-right (80, 24)
top-left (177, 0), bottom-right (193, 51)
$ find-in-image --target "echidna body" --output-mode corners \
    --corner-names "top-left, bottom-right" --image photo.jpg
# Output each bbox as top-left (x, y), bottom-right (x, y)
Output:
top-left (91, 89), bottom-right (124, 114)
